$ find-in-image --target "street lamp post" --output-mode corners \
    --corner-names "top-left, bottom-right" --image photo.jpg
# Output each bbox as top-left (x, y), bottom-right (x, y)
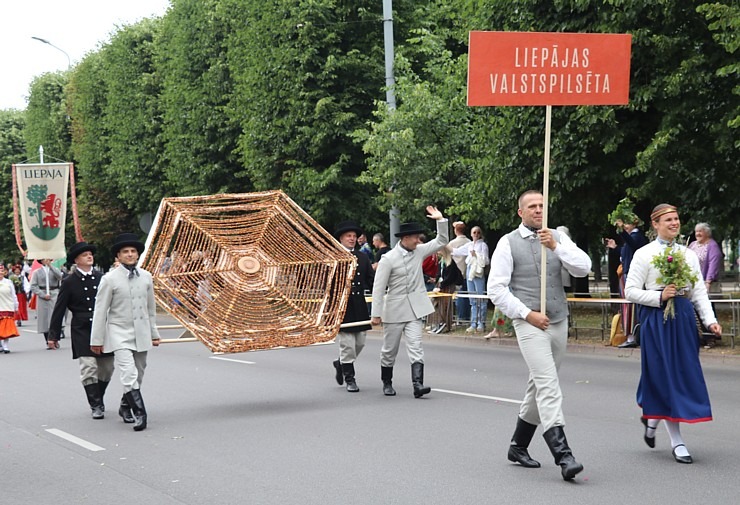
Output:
top-left (31, 36), bottom-right (71, 69)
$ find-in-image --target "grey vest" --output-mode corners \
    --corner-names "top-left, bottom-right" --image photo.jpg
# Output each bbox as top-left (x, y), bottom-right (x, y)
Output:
top-left (507, 229), bottom-right (568, 323)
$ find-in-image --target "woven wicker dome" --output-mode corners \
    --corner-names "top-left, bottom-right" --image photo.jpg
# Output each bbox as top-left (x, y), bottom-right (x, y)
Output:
top-left (141, 191), bottom-right (355, 353)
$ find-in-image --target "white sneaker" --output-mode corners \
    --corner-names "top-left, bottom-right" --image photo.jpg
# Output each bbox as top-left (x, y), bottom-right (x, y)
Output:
top-left (466, 326), bottom-right (476, 333)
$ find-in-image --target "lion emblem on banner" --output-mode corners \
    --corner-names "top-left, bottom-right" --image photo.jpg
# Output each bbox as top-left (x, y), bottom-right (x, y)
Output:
top-left (26, 184), bottom-right (62, 240)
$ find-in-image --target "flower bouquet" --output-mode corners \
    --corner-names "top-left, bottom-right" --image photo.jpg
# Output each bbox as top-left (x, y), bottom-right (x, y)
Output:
top-left (650, 247), bottom-right (698, 321)
top-left (487, 307), bottom-right (513, 337)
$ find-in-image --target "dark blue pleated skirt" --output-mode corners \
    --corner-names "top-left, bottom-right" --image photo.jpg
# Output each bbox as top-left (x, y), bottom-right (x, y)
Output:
top-left (636, 297), bottom-right (712, 423)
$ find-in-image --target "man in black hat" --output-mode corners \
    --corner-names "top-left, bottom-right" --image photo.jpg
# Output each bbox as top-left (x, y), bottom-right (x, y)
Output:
top-left (371, 205), bottom-right (448, 398)
top-left (91, 233), bottom-right (160, 431)
top-left (49, 242), bottom-right (120, 420)
top-left (331, 221), bottom-right (374, 392)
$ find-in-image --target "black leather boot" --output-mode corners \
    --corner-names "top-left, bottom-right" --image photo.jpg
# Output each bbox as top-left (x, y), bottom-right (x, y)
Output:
top-left (97, 380), bottom-right (109, 413)
top-left (119, 394), bottom-right (135, 423)
top-left (333, 359), bottom-right (343, 385)
top-left (124, 389), bottom-right (148, 431)
top-left (411, 362), bottom-right (431, 398)
top-left (84, 383), bottom-right (104, 419)
top-left (508, 418), bottom-right (541, 468)
top-left (341, 362), bottom-right (359, 392)
top-left (543, 426), bottom-right (584, 481)
top-left (381, 366), bottom-right (396, 396)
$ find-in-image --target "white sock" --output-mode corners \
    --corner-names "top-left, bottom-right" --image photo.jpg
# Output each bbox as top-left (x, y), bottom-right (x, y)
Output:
top-left (645, 418), bottom-right (659, 439)
top-left (1, 339), bottom-right (8, 350)
top-left (665, 421), bottom-right (690, 456)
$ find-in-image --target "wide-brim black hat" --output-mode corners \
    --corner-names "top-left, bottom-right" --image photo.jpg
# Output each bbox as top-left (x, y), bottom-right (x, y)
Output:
top-left (111, 233), bottom-right (145, 257)
top-left (334, 220), bottom-right (363, 239)
top-left (66, 241), bottom-right (97, 265)
top-left (395, 222), bottom-right (426, 238)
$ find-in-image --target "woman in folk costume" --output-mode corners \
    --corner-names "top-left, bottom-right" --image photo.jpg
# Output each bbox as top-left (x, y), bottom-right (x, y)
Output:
top-left (625, 204), bottom-right (721, 464)
top-left (0, 264), bottom-right (21, 353)
top-left (9, 264), bottom-right (29, 326)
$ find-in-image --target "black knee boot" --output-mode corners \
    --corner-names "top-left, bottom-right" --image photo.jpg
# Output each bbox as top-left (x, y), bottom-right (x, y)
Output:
top-left (381, 366), bottom-right (396, 396)
top-left (97, 380), bottom-right (109, 412)
top-left (83, 383), bottom-right (104, 419)
top-left (508, 418), bottom-right (541, 468)
top-left (341, 362), bottom-right (359, 392)
top-left (332, 359), bottom-right (343, 385)
top-left (543, 426), bottom-right (584, 481)
top-left (411, 362), bottom-right (431, 398)
top-left (124, 389), bottom-right (148, 431)
top-left (119, 394), bottom-right (135, 423)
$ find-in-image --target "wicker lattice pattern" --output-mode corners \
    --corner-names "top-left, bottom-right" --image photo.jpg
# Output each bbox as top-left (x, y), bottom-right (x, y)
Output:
top-left (140, 191), bottom-right (355, 353)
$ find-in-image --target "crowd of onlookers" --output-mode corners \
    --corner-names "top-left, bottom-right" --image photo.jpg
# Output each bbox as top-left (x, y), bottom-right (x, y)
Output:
top-left (353, 223), bottom-right (512, 339)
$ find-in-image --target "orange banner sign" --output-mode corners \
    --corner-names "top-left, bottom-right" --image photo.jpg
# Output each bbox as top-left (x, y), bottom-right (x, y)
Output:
top-left (467, 31), bottom-right (631, 106)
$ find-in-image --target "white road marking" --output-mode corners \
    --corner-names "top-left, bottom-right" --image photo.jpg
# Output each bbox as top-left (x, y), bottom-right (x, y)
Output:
top-left (210, 356), bottom-right (256, 365)
top-left (432, 389), bottom-right (521, 405)
top-left (46, 429), bottom-right (105, 451)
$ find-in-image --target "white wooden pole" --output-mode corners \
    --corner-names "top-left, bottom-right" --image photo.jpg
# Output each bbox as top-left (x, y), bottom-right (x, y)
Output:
top-left (540, 105), bottom-right (552, 315)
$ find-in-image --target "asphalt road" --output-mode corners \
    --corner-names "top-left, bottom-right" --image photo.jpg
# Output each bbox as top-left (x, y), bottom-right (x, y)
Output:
top-left (2, 315), bottom-right (739, 505)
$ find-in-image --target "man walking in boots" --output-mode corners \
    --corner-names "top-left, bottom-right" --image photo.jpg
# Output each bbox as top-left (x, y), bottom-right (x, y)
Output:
top-left (488, 190), bottom-right (591, 481)
top-left (48, 242), bottom-right (126, 421)
top-left (371, 205), bottom-right (448, 398)
top-left (91, 233), bottom-right (160, 431)
top-left (331, 221), bottom-right (374, 392)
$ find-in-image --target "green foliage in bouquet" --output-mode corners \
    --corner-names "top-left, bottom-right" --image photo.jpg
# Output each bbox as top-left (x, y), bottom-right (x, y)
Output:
top-left (651, 247), bottom-right (699, 321)
top-left (608, 198), bottom-right (641, 226)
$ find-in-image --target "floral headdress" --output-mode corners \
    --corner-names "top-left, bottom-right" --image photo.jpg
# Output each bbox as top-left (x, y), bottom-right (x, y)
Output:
top-left (608, 198), bottom-right (642, 227)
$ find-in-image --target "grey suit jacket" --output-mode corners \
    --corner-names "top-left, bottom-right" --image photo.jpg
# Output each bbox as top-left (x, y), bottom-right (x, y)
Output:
top-left (371, 219), bottom-right (449, 323)
top-left (90, 265), bottom-right (161, 353)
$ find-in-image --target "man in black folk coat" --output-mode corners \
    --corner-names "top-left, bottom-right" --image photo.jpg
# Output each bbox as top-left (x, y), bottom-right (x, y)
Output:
top-left (48, 242), bottom-right (132, 422)
top-left (331, 221), bottom-right (374, 392)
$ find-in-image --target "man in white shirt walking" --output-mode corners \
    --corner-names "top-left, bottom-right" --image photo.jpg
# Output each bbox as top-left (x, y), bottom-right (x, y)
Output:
top-left (488, 190), bottom-right (591, 481)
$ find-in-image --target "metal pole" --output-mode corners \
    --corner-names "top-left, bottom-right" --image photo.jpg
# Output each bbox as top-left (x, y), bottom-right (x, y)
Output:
top-left (382, 0), bottom-right (401, 247)
top-left (31, 36), bottom-right (71, 69)
top-left (39, 145), bottom-right (44, 164)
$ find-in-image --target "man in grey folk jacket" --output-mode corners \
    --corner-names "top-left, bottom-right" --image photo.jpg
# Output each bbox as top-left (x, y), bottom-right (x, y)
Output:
top-left (371, 206), bottom-right (448, 398)
top-left (91, 233), bottom-right (160, 431)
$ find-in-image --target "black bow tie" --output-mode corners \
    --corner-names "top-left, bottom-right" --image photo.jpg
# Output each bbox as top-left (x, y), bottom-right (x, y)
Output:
top-left (124, 265), bottom-right (139, 279)
top-left (524, 225), bottom-right (540, 233)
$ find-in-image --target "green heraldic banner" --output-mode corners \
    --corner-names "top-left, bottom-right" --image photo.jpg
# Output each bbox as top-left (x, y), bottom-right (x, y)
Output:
top-left (15, 163), bottom-right (70, 260)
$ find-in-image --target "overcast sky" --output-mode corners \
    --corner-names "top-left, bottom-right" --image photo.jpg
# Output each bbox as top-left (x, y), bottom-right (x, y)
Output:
top-left (1, 0), bottom-right (171, 110)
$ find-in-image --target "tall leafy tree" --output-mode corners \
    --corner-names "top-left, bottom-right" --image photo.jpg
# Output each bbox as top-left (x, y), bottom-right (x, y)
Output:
top-left (101, 18), bottom-right (167, 216)
top-left (361, 0), bottom-right (739, 245)
top-left (157, 0), bottom-right (243, 196)
top-left (224, 0), bottom-right (408, 229)
top-left (24, 72), bottom-right (72, 162)
top-left (0, 109), bottom-right (27, 261)
top-left (67, 51), bottom-right (139, 264)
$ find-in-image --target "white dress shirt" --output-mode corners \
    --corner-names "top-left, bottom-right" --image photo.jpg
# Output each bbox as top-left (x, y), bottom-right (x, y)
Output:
top-left (625, 240), bottom-right (716, 326)
top-left (487, 224), bottom-right (591, 320)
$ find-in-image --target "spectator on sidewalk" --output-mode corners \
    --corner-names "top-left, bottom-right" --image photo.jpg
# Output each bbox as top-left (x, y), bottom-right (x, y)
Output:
top-left (451, 226), bottom-right (489, 333)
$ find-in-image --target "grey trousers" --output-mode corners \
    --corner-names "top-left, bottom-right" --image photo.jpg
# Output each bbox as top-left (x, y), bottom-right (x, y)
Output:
top-left (380, 319), bottom-right (424, 367)
top-left (79, 355), bottom-right (115, 386)
top-left (338, 331), bottom-right (367, 363)
top-left (113, 349), bottom-right (148, 393)
top-left (512, 318), bottom-right (568, 432)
